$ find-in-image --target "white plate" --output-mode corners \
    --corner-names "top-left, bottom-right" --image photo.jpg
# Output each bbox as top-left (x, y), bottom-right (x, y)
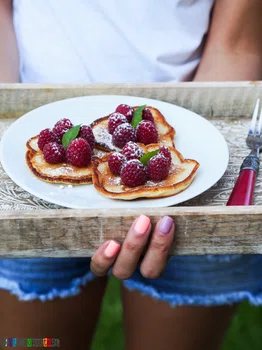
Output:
top-left (0, 95), bottom-right (229, 209)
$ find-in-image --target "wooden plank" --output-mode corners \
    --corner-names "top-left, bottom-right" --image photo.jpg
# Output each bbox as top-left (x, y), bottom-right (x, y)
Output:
top-left (0, 82), bottom-right (262, 119)
top-left (0, 84), bottom-right (262, 256)
top-left (0, 206), bottom-right (262, 257)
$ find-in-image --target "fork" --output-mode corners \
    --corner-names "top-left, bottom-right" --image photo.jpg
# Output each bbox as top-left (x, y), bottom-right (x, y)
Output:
top-left (227, 98), bottom-right (261, 206)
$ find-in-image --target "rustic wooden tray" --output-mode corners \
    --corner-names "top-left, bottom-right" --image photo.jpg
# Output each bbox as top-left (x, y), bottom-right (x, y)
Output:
top-left (0, 82), bottom-right (262, 257)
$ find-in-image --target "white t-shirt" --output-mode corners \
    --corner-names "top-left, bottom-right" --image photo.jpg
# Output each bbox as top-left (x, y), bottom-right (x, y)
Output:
top-left (13, 0), bottom-right (214, 83)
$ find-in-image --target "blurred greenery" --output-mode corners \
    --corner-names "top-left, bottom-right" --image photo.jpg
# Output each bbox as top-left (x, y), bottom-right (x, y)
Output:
top-left (92, 277), bottom-right (262, 350)
top-left (223, 302), bottom-right (262, 350)
top-left (92, 277), bottom-right (124, 350)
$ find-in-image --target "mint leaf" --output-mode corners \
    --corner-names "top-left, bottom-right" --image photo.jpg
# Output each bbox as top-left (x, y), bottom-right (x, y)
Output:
top-left (140, 149), bottom-right (160, 166)
top-left (62, 124), bottom-right (81, 149)
top-left (131, 105), bottom-right (146, 128)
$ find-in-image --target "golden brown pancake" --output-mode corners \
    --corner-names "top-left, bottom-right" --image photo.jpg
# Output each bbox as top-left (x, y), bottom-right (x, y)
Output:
top-left (92, 143), bottom-right (199, 200)
top-left (26, 136), bottom-right (106, 185)
top-left (91, 106), bottom-right (176, 152)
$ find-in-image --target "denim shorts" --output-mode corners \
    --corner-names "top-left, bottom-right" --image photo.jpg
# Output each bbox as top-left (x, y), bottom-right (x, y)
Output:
top-left (1, 255), bottom-right (262, 306)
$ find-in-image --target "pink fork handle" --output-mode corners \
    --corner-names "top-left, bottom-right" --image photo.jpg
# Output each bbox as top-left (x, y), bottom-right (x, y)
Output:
top-left (227, 169), bottom-right (257, 206)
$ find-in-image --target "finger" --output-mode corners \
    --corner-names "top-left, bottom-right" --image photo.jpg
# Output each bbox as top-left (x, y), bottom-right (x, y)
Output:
top-left (112, 215), bottom-right (151, 280)
top-left (140, 216), bottom-right (175, 279)
top-left (90, 240), bottom-right (121, 276)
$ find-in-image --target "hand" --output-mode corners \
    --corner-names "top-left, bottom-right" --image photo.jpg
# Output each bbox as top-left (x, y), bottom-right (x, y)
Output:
top-left (90, 215), bottom-right (175, 280)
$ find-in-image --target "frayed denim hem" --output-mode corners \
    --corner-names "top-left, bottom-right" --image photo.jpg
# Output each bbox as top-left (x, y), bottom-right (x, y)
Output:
top-left (123, 280), bottom-right (262, 307)
top-left (0, 271), bottom-right (96, 302)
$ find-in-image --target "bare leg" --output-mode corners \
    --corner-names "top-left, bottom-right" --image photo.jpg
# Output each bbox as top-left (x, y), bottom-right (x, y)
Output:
top-left (122, 286), bottom-right (237, 350)
top-left (0, 277), bottom-right (108, 350)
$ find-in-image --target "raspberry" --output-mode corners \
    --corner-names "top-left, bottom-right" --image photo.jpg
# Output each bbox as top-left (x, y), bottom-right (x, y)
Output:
top-left (53, 118), bottom-right (73, 140)
top-left (66, 138), bottom-right (92, 167)
top-left (108, 113), bottom-right (128, 134)
top-left (108, 152), bottom-right (127, 175)
top-left (115, 104), bottom-right (134, 123)
top-left (136, 120), bottom-right (158, 145)
top-left (159, 146), bottom-right (172, 166)
top-left (112, 123), bottom-right (136, 148)
top-left (147, 154), bottom-right (170, 181)
top-left (122, 141), bottom-right (144, 160)
top-left (79, 125), bottom-right (95, 149)
top-left (142, 108), bottom-right (154, 123)
top-left (43, 142), bottom-right (66, 164)
top-left (121, 160), bottom-right (147, 187)
top-left (38, 128), bottom-right (59, 151)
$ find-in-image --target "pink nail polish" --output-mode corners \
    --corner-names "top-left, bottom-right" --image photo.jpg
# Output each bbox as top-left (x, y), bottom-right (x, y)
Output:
top-left (104, 241), bottom-right (120, 258)
top-left (134, 215), bottom-right (150, 235)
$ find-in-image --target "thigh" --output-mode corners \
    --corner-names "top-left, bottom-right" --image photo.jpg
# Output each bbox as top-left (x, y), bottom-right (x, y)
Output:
top-left (0, 258), bottom-right (108, 350)
top-left (121, 254), bottom-right (262, 350)
top-left (122, 286), bottom-right (236, 350)
top-left (0, 277), bottom-right (108, 350)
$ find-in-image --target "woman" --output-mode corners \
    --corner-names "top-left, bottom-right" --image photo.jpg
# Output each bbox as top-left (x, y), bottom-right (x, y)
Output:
top-left (0, 1), bottom-right (262, 349)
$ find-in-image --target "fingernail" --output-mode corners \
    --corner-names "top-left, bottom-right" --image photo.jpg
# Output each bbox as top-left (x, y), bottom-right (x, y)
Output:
top-left (159, 216), bottom-right (173, 235)
top-left (104, 241), bottom-right (120, 258)
top-left (134, 215), bottom-right (150, 235)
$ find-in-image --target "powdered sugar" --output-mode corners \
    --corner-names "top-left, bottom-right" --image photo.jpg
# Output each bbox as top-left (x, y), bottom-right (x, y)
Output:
top-left (66, 138), bottom-right (92, 167)
top-left (108, 152), bottom-right (127, 175)
top-left (53, 118), bottom-right (73, 139)
top-left (58, 184), bottom-right (74, 190)
top-left (122, 142), bottom-right (144, 160)
top-left (115, 104), bottom-right (134, 122)
top-left (112, 123), bottom-right (136, 148)
top-left (147, 153), bottom-right (169, 181)
top-left (43, 142), bottom-right (66, 164)
top-left (38, 128), bottom-right (59, 151)
top-left (108, 113), bottom-right (128, 134)
top-left (50, 144), bottom-right (62, 154)
top-left (136, 120), bottom-right (158, 145)
top-left (121, 159), bottom-right (147, 187)
top-left (47, 165), bottom-right (75, 176)
top-left (94, 126), bottom-right (119, 150)
top-left (107, 175), bottom-right (122, 186)
top-left (93, 149), bottom-right (107, 158)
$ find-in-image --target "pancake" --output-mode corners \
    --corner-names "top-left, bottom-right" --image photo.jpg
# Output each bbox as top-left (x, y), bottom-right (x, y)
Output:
top-left (26, 136), bottom-right (106, 185)
top-left (92, 143), bottom-right (199, 200)
top-left (91, 106), bottom-right (175, 152)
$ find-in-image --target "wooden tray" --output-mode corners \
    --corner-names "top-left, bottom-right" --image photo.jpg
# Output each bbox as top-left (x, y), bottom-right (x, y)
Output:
top-left (0, 82), bottom-right (262, 257)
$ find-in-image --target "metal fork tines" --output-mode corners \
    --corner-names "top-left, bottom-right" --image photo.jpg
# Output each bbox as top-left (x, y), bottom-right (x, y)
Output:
top-left (242, 98), bottom-right (262, 172)
top-left (247, 98), bottom-right (262, 154)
